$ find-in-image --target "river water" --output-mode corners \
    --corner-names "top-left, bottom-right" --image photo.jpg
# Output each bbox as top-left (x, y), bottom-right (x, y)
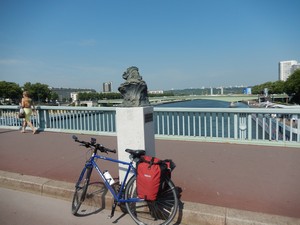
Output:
top-left (44, 99), bottom-right (257, 139)
top-left (156, 99), bottom-right (249, 108)
top-left (153, 99), bottom-right (251, 138)
top-left (155, 100), bottom-right (295, 141)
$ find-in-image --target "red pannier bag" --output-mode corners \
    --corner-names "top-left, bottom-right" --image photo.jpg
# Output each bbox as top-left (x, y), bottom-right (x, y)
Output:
top-left (136, 155), bottom-right (175, 201)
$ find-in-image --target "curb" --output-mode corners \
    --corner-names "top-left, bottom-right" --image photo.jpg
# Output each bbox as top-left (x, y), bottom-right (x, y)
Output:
top-left (0, 170), bottom-right (299, 225)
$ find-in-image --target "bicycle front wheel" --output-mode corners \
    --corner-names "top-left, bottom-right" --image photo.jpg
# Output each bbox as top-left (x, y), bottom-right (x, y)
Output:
top-left (71, 165), bottom-right (93, 215)
top-left (125, 175), bottom-right (178, 225)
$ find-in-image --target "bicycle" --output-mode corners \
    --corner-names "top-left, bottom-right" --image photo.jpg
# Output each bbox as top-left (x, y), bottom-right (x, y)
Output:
top-left (71, 135), bottom-right (179, 225)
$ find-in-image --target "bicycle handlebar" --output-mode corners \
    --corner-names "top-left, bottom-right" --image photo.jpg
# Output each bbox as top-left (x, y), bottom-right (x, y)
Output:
top-left (72, 135), bottom-right (116, 154)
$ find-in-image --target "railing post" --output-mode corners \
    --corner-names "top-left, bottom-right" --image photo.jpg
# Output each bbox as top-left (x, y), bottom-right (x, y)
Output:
top-left (37, 107), bottom-right (50, 129)
top-left (239, 113), bottom-right (247, 140)
top-left (247, 114), bottom-right (252, 141)
top-left (234, 113), bottom-right (238, 139)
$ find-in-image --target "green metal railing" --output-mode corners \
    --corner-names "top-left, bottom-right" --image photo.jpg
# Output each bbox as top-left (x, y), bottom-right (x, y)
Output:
top-left (1, 105), bottom-right (299, 147)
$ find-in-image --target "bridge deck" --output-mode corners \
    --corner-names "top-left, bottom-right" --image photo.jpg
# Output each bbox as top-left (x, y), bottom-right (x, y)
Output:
top-left (0, 129), bottom-right (299, 218)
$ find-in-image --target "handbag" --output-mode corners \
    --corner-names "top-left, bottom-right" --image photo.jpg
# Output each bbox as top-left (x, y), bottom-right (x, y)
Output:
top-left (18, 108), bottom-right (25, 119)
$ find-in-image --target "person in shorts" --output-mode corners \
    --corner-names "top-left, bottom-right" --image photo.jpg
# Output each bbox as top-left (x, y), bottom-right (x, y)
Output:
top-left (21, 91), bottom-right (37, 134)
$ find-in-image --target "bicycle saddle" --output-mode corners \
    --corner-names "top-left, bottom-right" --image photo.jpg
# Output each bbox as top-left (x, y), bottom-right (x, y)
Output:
top-left (125, 149), bottom-right (146, 158)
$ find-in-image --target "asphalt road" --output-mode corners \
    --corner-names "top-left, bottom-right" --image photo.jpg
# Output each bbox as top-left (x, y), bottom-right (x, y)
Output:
top-left (0, 187), bottom-right (134, 225)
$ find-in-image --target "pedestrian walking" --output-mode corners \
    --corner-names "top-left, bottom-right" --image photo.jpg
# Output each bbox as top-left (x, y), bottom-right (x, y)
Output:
top-left (20, 91), bottom-right (37, 134)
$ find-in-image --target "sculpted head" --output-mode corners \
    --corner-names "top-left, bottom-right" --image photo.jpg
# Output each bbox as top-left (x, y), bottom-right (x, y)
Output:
top-left (122, 66), bottom-right (142, 81)
top-left (118, 66), bottom-right (150, 107)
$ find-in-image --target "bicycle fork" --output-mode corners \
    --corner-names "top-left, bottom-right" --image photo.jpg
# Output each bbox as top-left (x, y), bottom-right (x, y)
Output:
top-left (80, 164), bottom-right (93, 202)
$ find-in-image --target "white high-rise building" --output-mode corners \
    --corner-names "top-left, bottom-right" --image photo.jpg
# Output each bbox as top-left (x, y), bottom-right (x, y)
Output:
top-left (103, 82), bottom-right (112, 93)
top-left (291, 64), bottom-right (300, 74)
top-left (278, 60), bottom-right (298, 81)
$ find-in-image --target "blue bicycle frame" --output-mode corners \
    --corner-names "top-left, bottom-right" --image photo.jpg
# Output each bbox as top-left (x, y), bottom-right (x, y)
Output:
top-left (79, 152), bottom-right (143, 203)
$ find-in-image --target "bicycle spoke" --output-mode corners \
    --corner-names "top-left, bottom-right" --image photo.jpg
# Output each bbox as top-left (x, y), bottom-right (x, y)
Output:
top-left (125, 176), bottom-right (178, 225)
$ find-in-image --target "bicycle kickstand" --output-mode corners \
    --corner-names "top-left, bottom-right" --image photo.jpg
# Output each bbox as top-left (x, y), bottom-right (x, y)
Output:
top-left (108, 200), bottom-right (117, 219)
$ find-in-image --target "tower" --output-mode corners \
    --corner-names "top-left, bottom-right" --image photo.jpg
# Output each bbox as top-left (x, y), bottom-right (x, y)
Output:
top-left (278, 60), bottom-right (297, 81)
top-left (103, 82), bottom-right (112, 93)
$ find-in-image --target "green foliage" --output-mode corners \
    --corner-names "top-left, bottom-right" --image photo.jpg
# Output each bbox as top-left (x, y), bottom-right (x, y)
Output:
top-left (0, 81), bottom-right (59, 104)
top-left (284, 70), bottom-right (300, 104)
top-left (23, 82), bottom-right (52, 102)
top-left (252, 80), bottom-right (285, 95)
top-left (0, 81), bottom-right (22, 103)
top-left (50, 92), bottom-right (59, 101)
top-left (252, 70), bottom-right (300, 104)
top-left (148, 92), bottom-right (174, 97)
top-left (272, 80), bottom-right (285, 94)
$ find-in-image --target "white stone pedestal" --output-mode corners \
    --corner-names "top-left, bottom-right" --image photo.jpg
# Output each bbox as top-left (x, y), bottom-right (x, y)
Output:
top-left (116, 106), bottom-right (155, 183)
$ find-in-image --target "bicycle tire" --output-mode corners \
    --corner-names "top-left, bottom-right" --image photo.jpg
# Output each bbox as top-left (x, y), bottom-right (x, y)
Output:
top-left (125, 175), bottom-right (178, 225)
top-left (71, 165), bottom-right (93, 215)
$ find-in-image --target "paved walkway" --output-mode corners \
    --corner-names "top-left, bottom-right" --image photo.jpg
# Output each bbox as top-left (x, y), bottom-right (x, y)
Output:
top-left (0, 187), bottom-right (135, 225)
top-left (1, 128), bottom-right (300, 220)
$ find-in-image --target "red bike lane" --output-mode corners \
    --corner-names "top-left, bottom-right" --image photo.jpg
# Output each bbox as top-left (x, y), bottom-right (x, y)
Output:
top-left (0, 129), bottom-right (299, 218)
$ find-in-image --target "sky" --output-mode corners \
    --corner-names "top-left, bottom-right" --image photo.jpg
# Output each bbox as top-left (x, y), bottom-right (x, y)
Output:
top-left (0, 0), bottom-right (300, 92)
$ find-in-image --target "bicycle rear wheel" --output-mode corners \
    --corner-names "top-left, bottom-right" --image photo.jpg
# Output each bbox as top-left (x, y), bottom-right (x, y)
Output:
top-left (125, 175), bottom-right (178, 225)
top-left (71, 165), bottom-right (93, 215)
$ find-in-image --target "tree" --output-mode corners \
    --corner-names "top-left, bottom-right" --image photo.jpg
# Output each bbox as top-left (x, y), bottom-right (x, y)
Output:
top-left (0, 81), bottom-right (22, 103)
top-left (50, 92), bottom-right (59, 102)
top-left (284, 70), bottom-right (300, 104)
top-left (252, 80), bottom-right (286, 95)
top-left (23, 82), bottom-right (52, 103)
top-left (271, 80), bottom-right (285, 94)
top-left (252, 82), bottom-right (272, 95)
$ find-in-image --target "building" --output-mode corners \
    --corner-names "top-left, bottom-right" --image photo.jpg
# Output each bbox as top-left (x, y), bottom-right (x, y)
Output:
top-left (148, 90), bottom-right (164, 94)
top-left (70, 92), bottom-right (79, 102)
top-left (51, 88), bottom-right (96, 102)
top-left (291, 64), bottom-right (300, 74)
top-left (103, 82), bottom-right (112, 93)
top-left (278, 60), bottom-right (298, 81)
top-left (78, 100), bottom-right (98, 107)
top-left (243, 87), bottom-right (252, 95)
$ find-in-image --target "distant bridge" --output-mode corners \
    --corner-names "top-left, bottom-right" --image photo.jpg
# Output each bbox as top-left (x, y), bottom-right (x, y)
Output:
top-left (98, 94), bottom-right (288, 106)
top-left (149, 94), bottom-right (258, 105)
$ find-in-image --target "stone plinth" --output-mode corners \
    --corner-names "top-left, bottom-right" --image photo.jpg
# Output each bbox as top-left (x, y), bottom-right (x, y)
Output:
top-left (116, 106), bottom-right (155, 182)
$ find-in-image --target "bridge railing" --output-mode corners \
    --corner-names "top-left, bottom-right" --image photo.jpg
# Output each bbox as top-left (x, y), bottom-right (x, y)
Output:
top-left (0, 105), bottom-right (299, 147)
top-left (0, 106), bottom-right (116, 135)
top-left (154, 107), bottom-right (299, 147)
